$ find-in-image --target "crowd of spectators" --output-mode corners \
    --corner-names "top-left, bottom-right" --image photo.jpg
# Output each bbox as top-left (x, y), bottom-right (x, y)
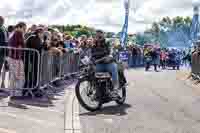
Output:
top-left (0, 16), bottom-right (193, 92)
top-left (143, 45), bottom-right (191, 71)
top-left (1, 16), bottom-right (139, 93)
top-left (0, 16), bottom-right (100, 91)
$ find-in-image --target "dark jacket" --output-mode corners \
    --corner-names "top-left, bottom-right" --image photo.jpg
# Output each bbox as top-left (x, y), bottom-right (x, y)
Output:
top-left (91, 39), bottom-right (110, 63)
top-left (132, 47), bottom-right (138, 56)
top-left (25, 34), bottom-right (43, 63)
top-left (26, 34), bottom-right (42, 53)
top-left (150, 50), bottom-right (159, 59)
top-left (0, 26), bottom-right (7, 46)
top-left (0, 27), bottom-right (7, 57)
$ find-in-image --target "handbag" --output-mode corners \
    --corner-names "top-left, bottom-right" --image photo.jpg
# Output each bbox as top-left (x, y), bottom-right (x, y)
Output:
top-left (6, 57), bottom-right (25, 80)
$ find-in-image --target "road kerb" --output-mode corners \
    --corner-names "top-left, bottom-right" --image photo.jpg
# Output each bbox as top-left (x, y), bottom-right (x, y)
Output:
top-left (0, 128), bottom-right (17, 133)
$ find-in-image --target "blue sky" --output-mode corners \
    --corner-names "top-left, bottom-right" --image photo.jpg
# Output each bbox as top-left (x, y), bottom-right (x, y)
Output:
top-left (0, 0), bottom-right (197, 33)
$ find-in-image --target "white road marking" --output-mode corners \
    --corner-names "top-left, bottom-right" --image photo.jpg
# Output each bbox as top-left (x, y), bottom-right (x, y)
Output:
top-left (73, 98), bottom-right (81, 130)
top-left (0, 97), bottom-right (9, 107)
top-left (0, 128), bottom-right (17, 133)
top-left (65, 88), bottom-right (81, 133)
top-left (64, 90), bottom-right (73, 131)
top-left (103, 119), bottom-right (113, 124)
top-left (4, 72), bottom-right (10, 88)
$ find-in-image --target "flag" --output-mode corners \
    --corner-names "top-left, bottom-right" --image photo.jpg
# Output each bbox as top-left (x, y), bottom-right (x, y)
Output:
top-left (191, 6), bottom-right (200, 44)
top-left (120, 0), bottom-right (130, 48)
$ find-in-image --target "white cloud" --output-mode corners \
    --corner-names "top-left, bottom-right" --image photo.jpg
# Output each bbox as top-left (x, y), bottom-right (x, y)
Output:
top-left (0, 0), bottom-right (197, 33)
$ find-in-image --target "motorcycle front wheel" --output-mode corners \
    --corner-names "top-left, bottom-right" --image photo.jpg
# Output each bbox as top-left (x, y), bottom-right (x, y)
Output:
top-left (75, 79), bottom-right (102, 112)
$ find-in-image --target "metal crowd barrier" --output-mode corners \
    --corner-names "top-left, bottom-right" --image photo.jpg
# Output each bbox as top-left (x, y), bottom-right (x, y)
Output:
top-left (0, 46), bottom-right (40, 96)
top-left (128, 54), bottom-right (144, 67)
top-left (114, 51), bottom-right (144, 68)
top-left (39, 51), bottom-right (80, 93)
top-left (0, 46), bottom-right (80, 97)
top-left (60, 52), bottom-right (80, 77)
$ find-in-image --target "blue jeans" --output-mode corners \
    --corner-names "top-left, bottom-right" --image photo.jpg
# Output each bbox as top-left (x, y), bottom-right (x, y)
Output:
top-left (96, 63), bottom-right (119, 86)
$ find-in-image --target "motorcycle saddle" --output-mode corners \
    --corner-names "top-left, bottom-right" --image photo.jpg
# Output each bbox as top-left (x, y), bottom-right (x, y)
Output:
top-left (95, 72), bottom-right (111, 79)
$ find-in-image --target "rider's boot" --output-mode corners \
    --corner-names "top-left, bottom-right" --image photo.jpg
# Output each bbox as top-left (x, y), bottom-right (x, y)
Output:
top-left (110, 83), bottom-right (120, 99)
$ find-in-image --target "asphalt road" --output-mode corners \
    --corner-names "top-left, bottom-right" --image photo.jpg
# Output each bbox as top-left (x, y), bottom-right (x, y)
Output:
top-left (0, 80), bottom-right (75, 133)
top-left (0, 68), bottom-right (200, 133)
top-left (79, 68), bottom-right (200, 133)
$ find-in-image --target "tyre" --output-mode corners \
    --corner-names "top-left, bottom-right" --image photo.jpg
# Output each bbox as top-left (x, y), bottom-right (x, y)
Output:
top-left (173, 66), bottom-right (175, 70)
top-left (75, 79), bottom-right (102, 112)
top-left (177, 66), bottom-right (180, 70)
top-left (33, 89), bottom-right (44, 98)
top-left (116, 86), bottom-right (126, 105)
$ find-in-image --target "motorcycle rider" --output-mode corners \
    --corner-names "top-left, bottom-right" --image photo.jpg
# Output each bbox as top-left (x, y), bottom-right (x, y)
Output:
top-left (91, 30), bottom-right (119, 98)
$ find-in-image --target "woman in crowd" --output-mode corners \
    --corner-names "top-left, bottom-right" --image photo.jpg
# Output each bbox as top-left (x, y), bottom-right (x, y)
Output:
top-left (64, 35), bottom-right (73, 49)
top-left (8, 30), bottom-right (25, 89)
top-left (160, 49), bottom-right (167, 69)
top-left (7, 25), bottom-right (15, 39)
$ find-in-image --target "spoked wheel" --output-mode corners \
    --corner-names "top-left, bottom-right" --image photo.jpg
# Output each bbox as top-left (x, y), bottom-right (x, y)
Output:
top-left (75, 79), bottom-right (102, 112)
top-left (115, 86), bottom-right (126, 105)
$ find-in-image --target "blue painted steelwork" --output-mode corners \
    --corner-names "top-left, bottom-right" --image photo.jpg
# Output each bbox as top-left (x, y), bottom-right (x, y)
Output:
top-left (120, 0), bottom-right (130, 48)
top-left (190, 5), bottom-right (200, 44)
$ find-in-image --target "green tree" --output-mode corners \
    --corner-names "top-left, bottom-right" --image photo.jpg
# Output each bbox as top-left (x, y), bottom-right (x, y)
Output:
top-left (172, 16), bottom-right (184, 28)
top-left (184, 16), bottom-right (192, 26)
top-left (135, 33), bottom-right (152, 46)
top-left (151, 22), bottom-right (160, 43)
top-left (159, 16), bottom-right (172, 31)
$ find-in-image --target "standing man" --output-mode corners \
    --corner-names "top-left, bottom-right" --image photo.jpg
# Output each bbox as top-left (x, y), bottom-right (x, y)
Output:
top-left (0, 16), bottom-right (8, 88)
top-left (24, 27), bottom-right (44, 89)
top-left (151, 47), bottom-right (160, 72)
top-left (0, 16), bottom-right (8, 46)
top-left (131, 46), bottom-right (137, 68)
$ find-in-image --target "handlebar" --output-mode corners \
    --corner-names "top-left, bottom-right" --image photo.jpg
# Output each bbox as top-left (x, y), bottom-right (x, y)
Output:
top-left (94, 56), bottom-right (110, 64)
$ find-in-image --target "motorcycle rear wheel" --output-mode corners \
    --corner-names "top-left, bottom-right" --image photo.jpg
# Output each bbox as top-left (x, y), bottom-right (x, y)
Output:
top-left (75, 79), bottom-right (102, 112)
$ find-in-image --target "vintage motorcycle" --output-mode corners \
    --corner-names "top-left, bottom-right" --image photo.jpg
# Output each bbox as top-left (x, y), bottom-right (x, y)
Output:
top-left (75, 55), bottom-right (127, 112)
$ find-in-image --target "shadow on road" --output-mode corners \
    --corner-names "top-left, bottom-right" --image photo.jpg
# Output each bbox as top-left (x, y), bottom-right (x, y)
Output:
top-left (8, 97), bottom-right (54, 109)
top-left (0, 90), bottom-right (9, 100)
top-left (80, 103), bottom-right (131, 116)
top-left (6, 79), bottom-right (75, 110)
